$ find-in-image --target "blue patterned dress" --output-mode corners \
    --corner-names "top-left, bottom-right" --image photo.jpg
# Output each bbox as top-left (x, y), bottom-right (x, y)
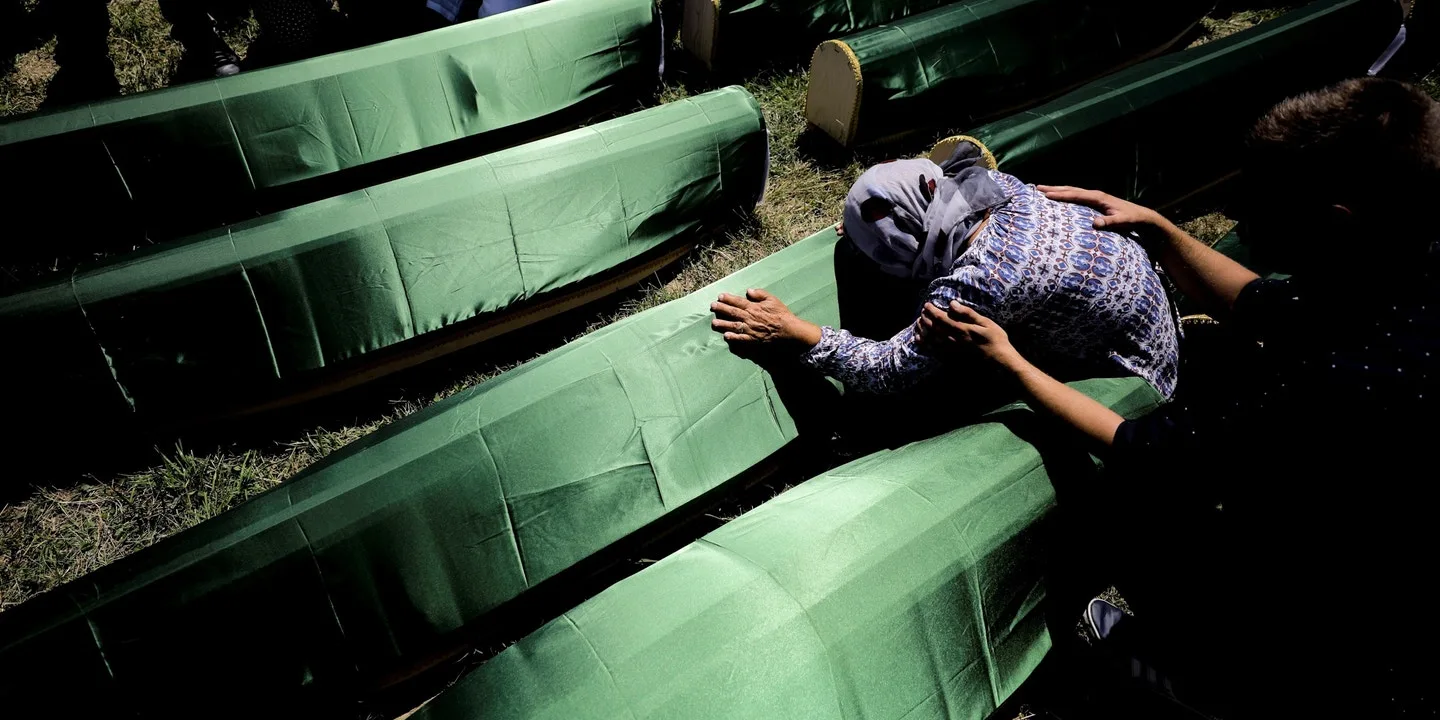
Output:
top-left (801, 171), bottom-right (1180, 398)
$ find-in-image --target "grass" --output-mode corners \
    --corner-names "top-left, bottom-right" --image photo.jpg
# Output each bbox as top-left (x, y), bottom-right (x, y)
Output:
top-left (0, 1), bottom-right (259, 117)
top-left (0, 0), bottom-right (1437, 666)
top-left (1190, 3), bottom-right (1303, 46)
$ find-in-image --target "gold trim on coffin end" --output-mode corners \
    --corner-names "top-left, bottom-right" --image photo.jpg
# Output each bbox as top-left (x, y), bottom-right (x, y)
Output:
top-left (804, 39), bottom-right (864, 147)
top-left (681, 0), bottom-right (722, 69)
top-left (927, 135), bottom-right (999, 169)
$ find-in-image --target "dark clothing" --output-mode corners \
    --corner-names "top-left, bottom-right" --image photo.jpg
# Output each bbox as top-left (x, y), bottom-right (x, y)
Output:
top-left (156, 0), bottom-right (223, 48)
top-left (1116, 272), bottom-right (1440, 457)
top-left (46, 0), bottom-right (119, 104)
top-left (338, 0), bottom-right (449, 46)
top-left (1099, 265), bottom-right (1440, 717)
top-left (251, 0), bottom-right (335, 59)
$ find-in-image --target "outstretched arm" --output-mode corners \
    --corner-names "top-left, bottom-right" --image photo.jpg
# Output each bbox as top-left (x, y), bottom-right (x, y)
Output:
top-left (919, 301), bottom-right (1123, 451)
top-left (710, 288), bottom-right (943, 394)
top-left (1037, 186), bottom-right (1260, 320)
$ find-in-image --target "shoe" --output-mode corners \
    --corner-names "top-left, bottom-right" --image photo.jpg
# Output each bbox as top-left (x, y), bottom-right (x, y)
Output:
top-left (176, 30), bottom-right (242, 80)
top-left (210, 48), bottom-right (242, 78)
top-left (1085, 597), bottom-right (1129, 643)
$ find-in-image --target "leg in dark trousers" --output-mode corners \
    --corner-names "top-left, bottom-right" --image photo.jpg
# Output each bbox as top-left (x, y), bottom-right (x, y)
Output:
top-left (45, 0), bottom-right (119, 106)
top-left (156, 0), bottom-right (240, 78)
top-left (2, 0), bottom-right (37, 78)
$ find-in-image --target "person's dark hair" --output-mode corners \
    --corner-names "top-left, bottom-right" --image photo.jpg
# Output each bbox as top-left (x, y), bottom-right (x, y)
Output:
top-left (1247, 77), bottom-right (1440, 223)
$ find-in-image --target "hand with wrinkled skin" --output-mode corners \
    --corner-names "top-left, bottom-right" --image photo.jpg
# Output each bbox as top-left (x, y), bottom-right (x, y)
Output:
top-left (710, 288), bottom-right (824, 348)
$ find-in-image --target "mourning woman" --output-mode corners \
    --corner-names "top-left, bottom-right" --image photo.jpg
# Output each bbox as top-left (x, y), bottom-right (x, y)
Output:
top-left (710, 139), bottom-right (1180, 399)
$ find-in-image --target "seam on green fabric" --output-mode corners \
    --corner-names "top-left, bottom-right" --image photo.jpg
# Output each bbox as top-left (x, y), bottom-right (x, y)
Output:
top-left (586, 125), bottom-right (636, 257)
top-left (214, 85), bottom-right (259, 193)
top-left (687, 95), bottom-right (728, 221)
top-left (68, 593), bottom-right (118, 686)
top-left (561, 614), bottom-right (641, 720)
top-left (97, 138), bottom-right (135, 204)
top-left (84, 102), bottom-right (140, 210)
top-left (228, 228), bottom-right (284, 381)
top-left (889, 24), bottom-right (935, 95)
top-left (611, 11), bottom-right (627, 72)
top-left (336, 79), bottom-right (369, 167)
top-left (69, 270), bottom-right (134, 411)
top-left (758, 373), bottom-right (786, 433)
top-left (480, 155), bottom-right (529, 295)
top-left (287, 245), bottom-right (327, 369)
top-left (287, 509), bottom-right (360, 676)
top-left (361, 188), bottom-right (420, 339)
top-left (430, 53), bottom-right (462, 138)
top-left (476, 425), bottom-right (530, 588)
top-left (597, 344), bottom-right (673, 511)
top-left (696, 538), bottom-right (848, 716)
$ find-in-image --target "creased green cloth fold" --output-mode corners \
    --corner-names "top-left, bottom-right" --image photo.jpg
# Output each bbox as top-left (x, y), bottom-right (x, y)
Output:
top-left (0, 0), bottom-right (657, 269)
top-left (0, 87), bottom-right (767, 429)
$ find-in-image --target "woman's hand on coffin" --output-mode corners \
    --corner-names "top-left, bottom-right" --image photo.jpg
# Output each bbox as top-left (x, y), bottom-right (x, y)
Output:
top-left (711, 289), bottom-right (823, 348)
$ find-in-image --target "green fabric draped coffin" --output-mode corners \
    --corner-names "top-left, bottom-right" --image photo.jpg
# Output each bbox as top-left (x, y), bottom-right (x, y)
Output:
top-left (0, 0), bottom-right (657, 270)
top-left (805, 0), bottom-right (1215, 146)
top-left (963, 0), bottom-right (1400, 207)
top-left (721, 0), bottom-right (954, 36)
top-left (417, 373), bottom-right (1161, 720)
top-left (0, 163), bottom-right (826, 719)
top-left (685, 0), bottom-right (953, 69)
top-left (1, 87), bottom-right (768, 426)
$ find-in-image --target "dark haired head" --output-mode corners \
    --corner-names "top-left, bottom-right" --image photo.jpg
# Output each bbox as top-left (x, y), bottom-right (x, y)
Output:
top-left (1239, 77), bottom-right (1440, 272)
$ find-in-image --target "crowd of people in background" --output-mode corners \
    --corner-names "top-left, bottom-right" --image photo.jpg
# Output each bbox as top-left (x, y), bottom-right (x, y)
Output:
top-left (0, 0), bottom-right (535, 107)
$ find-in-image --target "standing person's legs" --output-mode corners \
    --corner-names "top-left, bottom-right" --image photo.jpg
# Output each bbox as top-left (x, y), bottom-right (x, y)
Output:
top-left (45, 0), bottom-right (119, 105)
top-left (156, 0), bottom-right (240, 78)
top-left (2, 0), bottom-right (33, 78)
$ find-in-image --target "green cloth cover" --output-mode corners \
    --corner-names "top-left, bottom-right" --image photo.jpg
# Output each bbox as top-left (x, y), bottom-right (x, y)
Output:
top-left (969, 0), bottom-right (1401, 207)
top-left (840, 0), bottom-right (1214, 144)
top-left (0, 226), bottom-right (841, 718)
top-left (0, 0), bottom-right (657, 270)
top-left (416, 377), bottom-right (1162, 720)
top-left (719, 0), bottom-right (953, 46)
top-left (0, 87), bottom-right (767, 426)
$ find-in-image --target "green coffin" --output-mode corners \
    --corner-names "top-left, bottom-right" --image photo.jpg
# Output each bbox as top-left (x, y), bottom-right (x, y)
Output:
top-left (0, 0), bottom-right (657, 276)
top-left (682, 0), bottom-right (954, 69)
top-left (805, 0), bottom-right (1215, 146)
top-left (953, 0), bottom-right (1401, 207)
top-left (0, 230), bottom-right (841, 718)
top-left (1, 87), bottom-right (767, 429)
top-left (416, 376), bottom-right (1161, 720)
